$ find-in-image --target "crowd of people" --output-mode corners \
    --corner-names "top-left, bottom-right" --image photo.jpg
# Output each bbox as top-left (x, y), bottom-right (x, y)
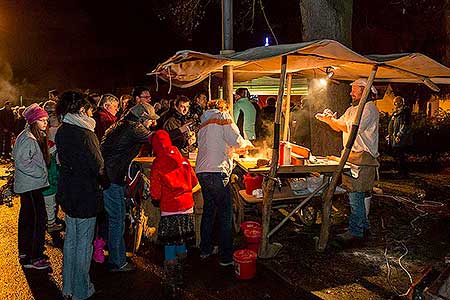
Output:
top-left (8, 86), bottom-right (254, 300)
top-left (2, 81), bottom-right (413, 299)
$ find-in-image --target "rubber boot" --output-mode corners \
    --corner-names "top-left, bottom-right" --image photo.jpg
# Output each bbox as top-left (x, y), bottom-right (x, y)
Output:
top-left (163, 260), bottom-right (179, 300)
top-left (175, 253), bottom-right (187, 287)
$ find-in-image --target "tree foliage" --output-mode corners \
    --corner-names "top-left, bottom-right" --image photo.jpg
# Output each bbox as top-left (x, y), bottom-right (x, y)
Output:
top-left (151, 0), bottom-right (215, 41)
top-left (150, 0), bottom-right (260, 41)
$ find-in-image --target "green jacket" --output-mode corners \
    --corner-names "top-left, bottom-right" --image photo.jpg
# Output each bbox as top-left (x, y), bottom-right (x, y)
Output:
top-left (233, 97), bottom-right (256, 140)
top-left (42, 153), bottom-right (59, 196)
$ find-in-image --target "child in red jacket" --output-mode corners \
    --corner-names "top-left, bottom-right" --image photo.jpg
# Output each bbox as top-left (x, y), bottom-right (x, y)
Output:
top-left (150, 130), bottom-right (198, 297)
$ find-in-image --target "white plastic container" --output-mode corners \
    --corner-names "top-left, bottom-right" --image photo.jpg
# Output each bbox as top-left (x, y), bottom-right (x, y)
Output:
top-left (283, 143), bottom-right (292, 165)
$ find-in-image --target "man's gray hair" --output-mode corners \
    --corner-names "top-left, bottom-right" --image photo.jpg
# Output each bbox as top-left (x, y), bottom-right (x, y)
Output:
top-left (99, 94), bottom-right (119, 108)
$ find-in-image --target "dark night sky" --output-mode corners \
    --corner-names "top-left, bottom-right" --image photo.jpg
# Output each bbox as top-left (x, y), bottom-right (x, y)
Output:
top-left (1, 1), bottom-right (193, 92)
top-left (0, 0), bottom-right (304, 97)
top-left (0, 0), bottom-right (446, 100)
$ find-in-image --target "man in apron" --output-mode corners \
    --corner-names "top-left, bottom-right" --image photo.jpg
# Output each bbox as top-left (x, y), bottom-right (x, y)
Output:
top-left (316, 78), bottom-right (379, 243)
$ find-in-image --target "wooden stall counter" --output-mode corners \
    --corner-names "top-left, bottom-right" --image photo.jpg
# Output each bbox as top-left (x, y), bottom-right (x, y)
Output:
top-left (234, 156), bottom-right (351, 175)
top-left (133, 156), bottom-right (196, 168)
top-left (230, 155), bottom-right (350, 233)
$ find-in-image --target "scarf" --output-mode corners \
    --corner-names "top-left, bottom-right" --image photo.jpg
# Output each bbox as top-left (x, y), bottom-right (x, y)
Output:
top-left (63, 113), bottom-right (96, 132)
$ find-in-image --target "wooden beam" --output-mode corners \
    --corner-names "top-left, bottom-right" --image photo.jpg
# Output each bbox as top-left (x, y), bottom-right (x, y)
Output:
top-left (283, 73), bottom-right (293, 141)
top-left (223, 65), bottom-right (234, 115)
top-left (260, 55), bottom-right (288, 258)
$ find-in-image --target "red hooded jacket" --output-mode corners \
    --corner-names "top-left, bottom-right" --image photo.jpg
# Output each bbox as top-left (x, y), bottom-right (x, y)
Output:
top-left (93, 107), bottom-right (117, 140)
top-left (150, 130), bottom-right (198, 213)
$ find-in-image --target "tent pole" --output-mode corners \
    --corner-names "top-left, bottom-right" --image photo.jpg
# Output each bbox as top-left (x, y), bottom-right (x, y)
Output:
top-left (223, 65), bottom-right (234, 115)
top-left (283, 73), bottom-right (293, 141)
top-left (260, 55), bottom-right (288, 258)
top-left (316, 64), bottom-right (379, 252)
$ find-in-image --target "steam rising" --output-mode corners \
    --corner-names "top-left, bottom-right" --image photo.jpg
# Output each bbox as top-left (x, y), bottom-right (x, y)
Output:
top-left (0, 60), bottom-right (18, 106)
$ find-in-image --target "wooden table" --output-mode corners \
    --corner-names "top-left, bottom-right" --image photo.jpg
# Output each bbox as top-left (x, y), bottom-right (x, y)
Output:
top-left (133, 156), bottom-right (196, 167)
top-left (231, 156), bottom-right (350, 235)
top-left (234, 156), bottom-right (350, 175)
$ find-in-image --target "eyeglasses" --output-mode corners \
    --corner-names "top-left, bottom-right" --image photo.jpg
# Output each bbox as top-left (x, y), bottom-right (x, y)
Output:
top-left (140, 95), bottom-right (151, 99)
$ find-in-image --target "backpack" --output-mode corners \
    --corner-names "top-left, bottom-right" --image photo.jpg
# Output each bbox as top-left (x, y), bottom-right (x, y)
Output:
top-left (125, 161), bottom-right (151, 206)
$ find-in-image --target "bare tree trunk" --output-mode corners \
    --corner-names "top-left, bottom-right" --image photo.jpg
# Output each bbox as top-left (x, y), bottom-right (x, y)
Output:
top-left (300, 0), bottom-right (352, 47)
top-left (299, 0), bottom-right (353, 156)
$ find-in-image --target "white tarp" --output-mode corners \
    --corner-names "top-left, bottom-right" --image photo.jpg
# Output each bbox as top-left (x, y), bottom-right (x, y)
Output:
top-left (151, 39), bottom-right (450, 89)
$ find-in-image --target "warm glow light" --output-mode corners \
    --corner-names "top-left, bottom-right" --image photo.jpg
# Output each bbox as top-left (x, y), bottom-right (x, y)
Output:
top-left (308, 79), bottom-right (329, 92)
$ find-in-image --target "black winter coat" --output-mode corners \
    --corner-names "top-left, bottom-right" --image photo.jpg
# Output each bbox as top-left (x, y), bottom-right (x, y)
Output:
top-left (163, 111), bottom-right (190, 155)
top-left (101, 115), bottom-right (152, 185)
top-left (388, 107), bottom-right (412, 148)
top-left (56, 123), bottom-right (104, 218)
top-left (101, 114), bottom-right (183, 185)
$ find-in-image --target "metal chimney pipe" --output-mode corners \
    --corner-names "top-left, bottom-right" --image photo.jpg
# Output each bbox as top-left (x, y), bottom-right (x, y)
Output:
top-left (221, 0), bottom-right (234, 114)
top-left (222, 0), bottom-right (233, 51)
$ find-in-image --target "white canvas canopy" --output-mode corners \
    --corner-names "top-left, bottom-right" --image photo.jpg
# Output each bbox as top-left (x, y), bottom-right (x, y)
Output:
top-left (151, 39), bottom-right (450, 90)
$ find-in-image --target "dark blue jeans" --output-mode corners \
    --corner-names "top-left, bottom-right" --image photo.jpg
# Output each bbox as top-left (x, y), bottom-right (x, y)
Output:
top-left (197, 172), bottom-right (233, 263)
top-left (63, 215), bottom-right (96, 300)
top-left (103, 183), bottom-right (126, 268)
top-left (348, 191), bottom-right (369, 237)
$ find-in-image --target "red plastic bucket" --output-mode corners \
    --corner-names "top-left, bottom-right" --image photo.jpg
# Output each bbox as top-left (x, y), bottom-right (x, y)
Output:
top-left (243, 227), bottom-right (262, 254)
top-left (240, 221), bottom-right (261, 232)
top-left (233, 249), bottom-right (257, 280)
top-left (243, 173), bottom-right (263, 195)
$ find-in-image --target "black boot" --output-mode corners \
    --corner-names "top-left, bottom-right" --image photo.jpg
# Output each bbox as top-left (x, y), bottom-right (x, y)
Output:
top-left (175, 253), bottom-right (187, 287)
top-left (163, 260), bottom-right (179, 300)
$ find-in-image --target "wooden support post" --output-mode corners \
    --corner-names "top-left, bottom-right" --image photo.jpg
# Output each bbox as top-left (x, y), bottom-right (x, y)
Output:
top-left (223, 65), bottom-right (234, 115)
top-left (316, 65), bottom-right (379, 252)
top-left (283, 73), bottom-right (293, 141)
top-left (260, 56), bottom-right (288, 258)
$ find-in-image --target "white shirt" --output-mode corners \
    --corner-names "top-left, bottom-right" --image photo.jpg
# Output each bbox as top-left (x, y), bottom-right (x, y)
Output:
top-left (196, 109), bottom-right (250, 176)
top-left (338, 101), bottom-right (379, 158)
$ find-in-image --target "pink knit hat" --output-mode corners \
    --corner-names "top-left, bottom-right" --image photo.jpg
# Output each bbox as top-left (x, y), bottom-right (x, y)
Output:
top-left (23, 103), bottom-right (48, 124)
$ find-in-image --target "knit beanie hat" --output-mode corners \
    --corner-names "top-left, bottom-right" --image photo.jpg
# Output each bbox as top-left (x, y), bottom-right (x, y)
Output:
top-left (23, 103), bottom-right (48, 124)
